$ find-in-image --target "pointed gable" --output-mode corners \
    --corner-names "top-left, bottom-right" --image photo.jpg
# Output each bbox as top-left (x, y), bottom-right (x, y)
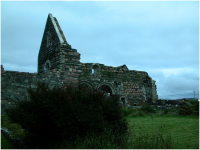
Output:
top-left (122, 64), bottom-right (128, 71)
top-left (39, 13), bottom-right (68, 52)
top-left (51, 15), bottom-right (68, 45)
top-left (117, 64), bottom-right (129, 71)
top-left (37, 13), bottom-right (71, 74)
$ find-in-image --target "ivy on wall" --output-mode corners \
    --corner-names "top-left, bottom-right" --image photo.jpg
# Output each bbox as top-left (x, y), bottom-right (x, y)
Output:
top-left (80, 69), bottom-right (90, 77)
top-left (80, 69), bottom-right (136, 89)
top-left (100, 71), bottom-right (114, 79)
top-left (116, 67), bottom-right (121, 71)
top-left (135, 74), bottom-right (141, 78)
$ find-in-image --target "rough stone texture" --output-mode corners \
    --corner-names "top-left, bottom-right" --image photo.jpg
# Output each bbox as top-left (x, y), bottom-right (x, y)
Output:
top-left (147, 99), bottom-right (196, 112)
top-left (1, 13), bottom-right (159, 114)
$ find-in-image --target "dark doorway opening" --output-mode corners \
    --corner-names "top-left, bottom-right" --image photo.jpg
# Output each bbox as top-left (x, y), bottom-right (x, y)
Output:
top-left (98, 85), bottom-right (112, 96)
top-left (121, 98), bottom-right (125, 105)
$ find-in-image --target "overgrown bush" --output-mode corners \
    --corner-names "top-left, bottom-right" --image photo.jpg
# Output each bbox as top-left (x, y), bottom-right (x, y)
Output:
top-left (4, 81), bottom-right (129, 148)
top-left (121, 107), bottom-right (135, 117)
top-left (183, 101), bottom-right (194, 110)
top-left (178, 105), bottom-right (193, 115)
top-left (192, 101), bottom-right (199, 111)
top-left (139, 104), bottom-right (157, 114)
top-left (130, 110), bottom-right (146, 117)
top-left (162, 109), bottom-right (171, 115)
top-left (188, 100), bottom-right (198, 106)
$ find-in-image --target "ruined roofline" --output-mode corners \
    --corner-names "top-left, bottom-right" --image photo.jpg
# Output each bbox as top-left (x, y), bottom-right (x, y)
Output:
top-left (48, 13), bottom-right (66, 45)
top-left (82, 62), bottom-right (149, 74)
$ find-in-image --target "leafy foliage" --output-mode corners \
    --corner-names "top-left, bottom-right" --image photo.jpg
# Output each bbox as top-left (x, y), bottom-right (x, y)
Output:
top-left (4, 81), bottom-right (129, 148)
top-left (183, 101), bottom-right (194, 110)
top-left (188, 100), bottom-right (198, 106)
top-left (162, 109), bottom-right (171, 115)
top-left (193, 101), bottom-right (199, 112)
top-left (121, 107), bottom-right (135, 117)
top-left (130, 110), bottom-right (147, 117)
top-left (178, 105), bottom-right (193, 115)
top-left (139, 104), bottom-right (157, 114)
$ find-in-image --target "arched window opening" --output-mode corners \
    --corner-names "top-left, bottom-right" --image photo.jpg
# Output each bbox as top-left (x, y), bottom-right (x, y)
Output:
top-left (91, 64), bottom-right (100, 76)
top-left (44, 59), bottom-right (51, 73)
top-left (46, 63), bottom-right (49, 70)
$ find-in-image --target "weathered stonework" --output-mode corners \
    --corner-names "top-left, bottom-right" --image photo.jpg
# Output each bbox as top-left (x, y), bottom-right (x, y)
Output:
top-left (1, 13), bottom-right (159, 114)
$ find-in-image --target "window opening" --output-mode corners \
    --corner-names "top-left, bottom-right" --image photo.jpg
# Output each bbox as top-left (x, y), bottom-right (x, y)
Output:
top-left (46, 63), bottom-right (49, 70)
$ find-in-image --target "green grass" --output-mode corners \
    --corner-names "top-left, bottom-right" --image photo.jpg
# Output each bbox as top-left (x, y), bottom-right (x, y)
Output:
top-left (124, 112), bottom-right (199, 148)
top-left (1, 133), bottom-right (17, 149)
top-left (1, 106), bottom-right (199, 149)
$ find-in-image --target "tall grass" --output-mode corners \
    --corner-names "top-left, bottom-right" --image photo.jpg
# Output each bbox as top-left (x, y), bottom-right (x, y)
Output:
top-left (1, 133), bottom-right (17, 149)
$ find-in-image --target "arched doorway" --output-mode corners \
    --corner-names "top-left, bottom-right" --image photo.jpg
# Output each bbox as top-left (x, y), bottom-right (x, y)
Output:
top-left (97, 85), bottom-right (112, 98)
top-left (78, 83), bottom-right (92, 94)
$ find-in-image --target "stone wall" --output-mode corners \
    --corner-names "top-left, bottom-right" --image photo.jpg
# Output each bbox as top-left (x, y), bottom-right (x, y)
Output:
top-left (78, 63), bottom-right (158, 107)
top-left (1, 67), bottom-right (78, 114)
top-left (1, 13), bottom-right (159, 114)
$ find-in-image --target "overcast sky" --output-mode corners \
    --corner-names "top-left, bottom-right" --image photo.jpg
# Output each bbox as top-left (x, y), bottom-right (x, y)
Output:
top-left (1, 1), bottom-right (199, 100)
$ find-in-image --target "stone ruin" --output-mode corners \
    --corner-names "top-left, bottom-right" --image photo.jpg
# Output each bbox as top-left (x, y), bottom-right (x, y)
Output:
top-left (1, 13), bottom-right (160, 114)
top-left (131, 98), bottom-right (197, 112)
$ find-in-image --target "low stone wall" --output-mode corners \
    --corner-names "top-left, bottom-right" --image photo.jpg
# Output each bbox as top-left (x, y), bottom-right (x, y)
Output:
top-left (125, 101), bottom-right (192, 112)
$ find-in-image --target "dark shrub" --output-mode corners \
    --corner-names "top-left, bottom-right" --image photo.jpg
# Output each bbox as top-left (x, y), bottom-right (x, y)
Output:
top-left (192, 101), bottom-right (199, 116)
top-left (193, 101), bottom-right (199, 112)
top-left (162, 109), bottom-right (170, 115)
top-left (178, 105), bottom-right (193, 115)
top-left (140, 104), bottom-right (157, 114)
top-left (4, 81), bottom-right (129, 148)
top-left (121, 107), bottom-right (135, 117)
top-left (136, 110), bottom-right (146, 117)
top-left (188, 100), bottom-right (198, 106)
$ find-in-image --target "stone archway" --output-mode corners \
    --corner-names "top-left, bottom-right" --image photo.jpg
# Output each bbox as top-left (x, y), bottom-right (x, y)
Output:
top-left (79, 84), bottom-right (90, 91)
top-left (78, 82), bottom-right (93, 94)
top-left (97, 85), bottom-right (113, 98)
top-left (44, 59), bottom-right (51, 73)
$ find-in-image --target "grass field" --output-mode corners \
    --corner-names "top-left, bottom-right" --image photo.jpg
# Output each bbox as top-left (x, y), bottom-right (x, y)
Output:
top-left (1, 105), bottom-right (199, 149)
top-left (1, 133), bottom-right (17, 149)
top-left (123, 113), bottom-right (199, 149)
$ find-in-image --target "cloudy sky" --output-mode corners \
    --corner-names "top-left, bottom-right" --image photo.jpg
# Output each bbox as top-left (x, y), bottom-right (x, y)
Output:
top-left (1, 1), bottom-right (199, 100)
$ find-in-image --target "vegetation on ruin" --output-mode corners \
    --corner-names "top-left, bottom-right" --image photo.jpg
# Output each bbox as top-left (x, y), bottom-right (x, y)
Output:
top-left (81, 69), bottom-right (90, 77)
top-left (80, 69), bottom-right (132, 82)
top-left (135, 73), bottom-right (141, 78)
top-left (3, 81), bottom-right (128, 149)
top-left (1, 83), bottom-right (199, 149)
